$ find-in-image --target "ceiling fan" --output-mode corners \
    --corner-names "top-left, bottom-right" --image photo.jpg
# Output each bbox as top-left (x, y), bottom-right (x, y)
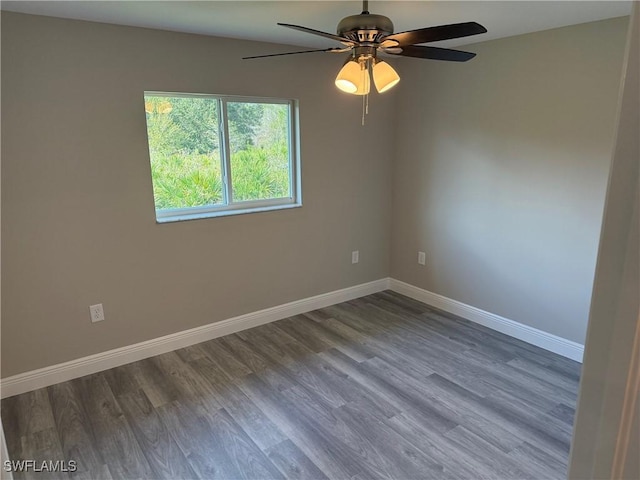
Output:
top-left (243, 0), bottom-right (487, 99)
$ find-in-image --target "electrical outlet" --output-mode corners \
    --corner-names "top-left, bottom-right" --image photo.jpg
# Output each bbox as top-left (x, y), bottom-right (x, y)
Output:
top-left (418, 251), bottom-right (426, 265)
top-left (352, 250), bottom-right (359, 264)
top-left (89, 304), bottom-right (105, 323)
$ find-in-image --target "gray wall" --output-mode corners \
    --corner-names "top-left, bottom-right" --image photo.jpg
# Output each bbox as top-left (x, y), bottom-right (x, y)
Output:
top-left (1, 12), bottom-right (394, 377)
top-left (390, 17), bottom-right (629, 344)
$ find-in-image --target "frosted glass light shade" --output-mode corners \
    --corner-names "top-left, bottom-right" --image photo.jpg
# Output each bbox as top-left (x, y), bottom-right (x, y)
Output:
top-left (335, 61), bottom-right (360, 93)
top-left (373, 61), bottom-right (400, 93)
top-left (335, 59), bottom-right (370, 95)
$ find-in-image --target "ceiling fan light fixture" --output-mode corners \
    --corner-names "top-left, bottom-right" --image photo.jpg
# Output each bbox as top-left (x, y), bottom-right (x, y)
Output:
top-left (335, 58), bottom-right (370, 95)
top-left (373, 60), bottom-right (400, 93)
top-left (246, 1), bottom-right (486, 121)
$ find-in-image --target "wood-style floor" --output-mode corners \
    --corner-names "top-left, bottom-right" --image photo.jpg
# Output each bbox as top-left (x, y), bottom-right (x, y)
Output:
top-left (1, 291), bottom-right (581, 480)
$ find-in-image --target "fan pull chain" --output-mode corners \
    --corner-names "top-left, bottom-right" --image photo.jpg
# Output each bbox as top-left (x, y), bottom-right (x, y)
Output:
top-left (361, 58), bottom-right (370, 126)
top-left (361, 60), bottom-right (366, 125)
top-left (362, 92), bottom-right (370, 126)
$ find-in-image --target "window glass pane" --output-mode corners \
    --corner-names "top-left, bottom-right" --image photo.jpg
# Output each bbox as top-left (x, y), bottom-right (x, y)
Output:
top-left (227, 102), bottom-right (291, 202)
top-left (144, 95), bottom-right (223, 209)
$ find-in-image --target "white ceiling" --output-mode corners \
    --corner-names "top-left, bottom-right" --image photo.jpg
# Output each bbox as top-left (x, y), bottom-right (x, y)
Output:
top-left (1, 1), bottom-right (632, 49)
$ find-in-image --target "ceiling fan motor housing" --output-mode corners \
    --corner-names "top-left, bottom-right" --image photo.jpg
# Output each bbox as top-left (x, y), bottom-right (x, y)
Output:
top-left (337, 14), bottom-right (394, 43)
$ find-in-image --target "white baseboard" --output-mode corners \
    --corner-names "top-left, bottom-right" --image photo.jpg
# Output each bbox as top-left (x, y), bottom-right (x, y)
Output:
top-left (0, 278), bottom-right (390, 399)
top-left (389, 279), bottom-right (584, 363)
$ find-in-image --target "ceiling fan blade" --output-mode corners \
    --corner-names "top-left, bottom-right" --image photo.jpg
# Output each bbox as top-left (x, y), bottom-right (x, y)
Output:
top-left (384, 22), bottom-right (487, 47)
top-left (394, 45), bottom-right (476, 62)
top-left (278, 23), bottom-right (353, 44)
top-left (243, 48), bottom-right (344, 60)
top-left (381, 47), bottom-right (403, 55)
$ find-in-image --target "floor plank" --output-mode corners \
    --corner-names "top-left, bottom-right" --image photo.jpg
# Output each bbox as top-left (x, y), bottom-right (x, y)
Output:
top-left (47, 382), bottom-right (103, 477)
top-left (265, 439), bottom-right (328, 480)
top-left (115, 389), bottom-right (197, 479)
top-left (71, 374), bottom-right (154, 479)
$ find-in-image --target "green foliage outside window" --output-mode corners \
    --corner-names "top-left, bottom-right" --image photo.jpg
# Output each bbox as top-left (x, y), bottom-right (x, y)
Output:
top-left (144, 95), bottom-right (291, 210)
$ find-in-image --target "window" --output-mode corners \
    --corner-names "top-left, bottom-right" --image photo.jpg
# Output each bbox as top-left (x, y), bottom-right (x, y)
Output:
top-left (144, 92), bottom-right (300, 222)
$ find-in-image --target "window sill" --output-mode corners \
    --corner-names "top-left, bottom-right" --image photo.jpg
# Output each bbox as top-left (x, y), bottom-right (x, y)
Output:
top-left (155, 202), bottom-right (302, 224)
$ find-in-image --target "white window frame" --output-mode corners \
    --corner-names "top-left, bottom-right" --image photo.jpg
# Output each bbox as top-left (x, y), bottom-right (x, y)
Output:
top-left (144, 92), bottom-right (302, 223)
